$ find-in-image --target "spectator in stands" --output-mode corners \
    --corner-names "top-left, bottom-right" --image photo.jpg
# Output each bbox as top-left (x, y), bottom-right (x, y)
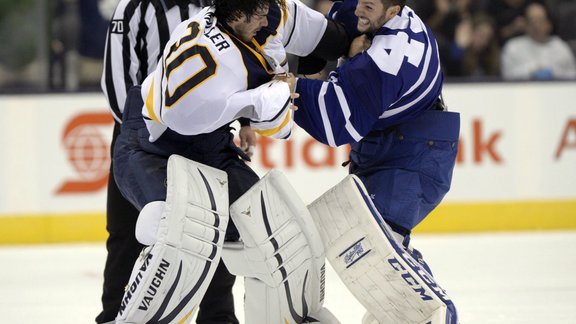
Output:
top-left (431, 0), bottom-right (468, 35)
top-left (487, 0), bottom-right (531, 45)
top-left (409, 0), bottom-right (482, 78)
top-left (443, 13), bottom-right (500, 78)
top-left (501, 2), bottom-right (576, 80)
top-left (549, 0), bottom-right (576, 57)
top-left (465, 14), bottom-right (500, 77)
top-left (412, 0), bottom-right (473, 44)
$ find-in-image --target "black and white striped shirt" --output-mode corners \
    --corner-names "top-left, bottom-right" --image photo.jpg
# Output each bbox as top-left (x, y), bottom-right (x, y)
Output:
top-left (101, 0), bottom-right (209, 123)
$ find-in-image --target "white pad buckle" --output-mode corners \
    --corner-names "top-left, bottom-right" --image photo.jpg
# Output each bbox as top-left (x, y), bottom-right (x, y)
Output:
top-left (308, 175), bottom-right (458, 324)
top-left (116, 155), bottom-right (229, 324)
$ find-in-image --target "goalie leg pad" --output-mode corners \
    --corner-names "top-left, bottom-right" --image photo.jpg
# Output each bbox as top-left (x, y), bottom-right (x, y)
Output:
top-left (223, 169), bottom-right (338, 324)
top-left (308, 175), bottom-right (458, 324)
top-left (116, 155), bottom-right (229, 324)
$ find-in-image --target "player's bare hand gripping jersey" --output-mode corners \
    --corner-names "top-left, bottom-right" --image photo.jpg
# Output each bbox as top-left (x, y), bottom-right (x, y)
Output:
top-left (142, 1), bottom-right (327, 141)
top-left (295, 6), bottom-right (443, 146)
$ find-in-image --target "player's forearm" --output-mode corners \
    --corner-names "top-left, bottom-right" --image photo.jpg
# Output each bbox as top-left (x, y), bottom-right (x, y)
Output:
top-left (294, 78), bottom-right (361, 147)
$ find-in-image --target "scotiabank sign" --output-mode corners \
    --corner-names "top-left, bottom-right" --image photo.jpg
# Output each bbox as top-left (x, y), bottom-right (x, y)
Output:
top-left (250, 136), bottom-right (351, 169)
top-left (48, 86), bottom-right (576, 203)
top-left (457, 117), bottom-right (574, 165)
top-left (555, 119), bottom-right (576, 160)
top-left (56, 112), bottom-right (114, 194)
top-left (0, 82), bottom-right (574, 215)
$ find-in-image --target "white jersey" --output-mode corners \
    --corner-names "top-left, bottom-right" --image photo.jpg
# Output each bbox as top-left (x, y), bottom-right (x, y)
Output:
top-left (142, 0), bottom-right (327, 141)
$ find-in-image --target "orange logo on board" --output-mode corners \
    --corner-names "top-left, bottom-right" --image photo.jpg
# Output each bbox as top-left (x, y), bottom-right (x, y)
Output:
top-left (55, 112), bottom-right (114, 194)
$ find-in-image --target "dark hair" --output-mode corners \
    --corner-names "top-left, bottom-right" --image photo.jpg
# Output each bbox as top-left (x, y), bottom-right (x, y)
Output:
top-left (383, 0), bottom-right (406, 9)
top-left (174, 0), bottom-right (213, 6)
top-left (215, 0), bottom-right (276, 24)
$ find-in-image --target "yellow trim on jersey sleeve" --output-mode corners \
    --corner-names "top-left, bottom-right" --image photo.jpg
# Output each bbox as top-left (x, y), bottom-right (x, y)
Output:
top-left (281, 0), bottom-right (288, 26)
top-left (256, 0), bottom-right (286, 47)
top-left (145, 79), bottom-right (161, 123)
top-left (255, 109), bottom-right (292, 137)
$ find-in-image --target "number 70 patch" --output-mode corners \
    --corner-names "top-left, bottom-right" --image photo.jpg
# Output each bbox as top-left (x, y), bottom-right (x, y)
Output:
top-left (111, 20), bottom-right (124, 34)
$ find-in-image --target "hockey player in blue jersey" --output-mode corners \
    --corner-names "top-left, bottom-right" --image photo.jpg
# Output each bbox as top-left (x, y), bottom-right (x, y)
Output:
top-left (285, 0), bottom-right (460, 322)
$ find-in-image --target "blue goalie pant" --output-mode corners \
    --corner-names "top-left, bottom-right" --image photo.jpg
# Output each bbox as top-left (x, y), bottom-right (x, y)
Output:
top-left (349, 110), bottom-right (460, 234)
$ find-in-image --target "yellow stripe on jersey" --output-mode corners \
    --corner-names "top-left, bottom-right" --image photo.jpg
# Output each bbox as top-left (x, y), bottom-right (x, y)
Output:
top-left (255, 109), bottom-right (292, 137)
top-left (146, 79), bottom-right (161, 123)
top-left (249, 39), bottom-right (279, 72)
top-left (281, 0), bottom-right (288, 27)
top-left (226, 31), bottom-right (275, 74)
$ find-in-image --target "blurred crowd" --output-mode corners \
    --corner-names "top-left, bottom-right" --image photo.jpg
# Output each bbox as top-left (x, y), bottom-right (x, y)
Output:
top-left (0, 0), bottom-right (113, 92)
top-left (314, 0), bottom-right (576, 81)
top-left (406, 0), bottom-right (576, 81)
top-left (0, 0), bottom-right (575, 93)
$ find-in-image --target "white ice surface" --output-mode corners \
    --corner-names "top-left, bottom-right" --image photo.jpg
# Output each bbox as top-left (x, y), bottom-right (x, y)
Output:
top-left (0, 231), bottom-right (575, 323)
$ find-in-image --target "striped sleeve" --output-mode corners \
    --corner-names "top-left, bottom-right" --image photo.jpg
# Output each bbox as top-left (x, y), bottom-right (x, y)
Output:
top-left (294, 65), bottom-right (379, 147)
top-left (101, 0), bottom-right (189, 123)
top-left (248, 81), bottom-right (294, 139)
top-left (101, 0), bottom-right (142, 122)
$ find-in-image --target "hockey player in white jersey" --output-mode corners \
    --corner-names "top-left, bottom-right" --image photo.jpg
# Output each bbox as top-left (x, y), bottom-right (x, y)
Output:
top-left (141, 0), bottom-right (351, 141)
top-left (111, 0), bottom-right (351, 323)
top-left (283, 0), bottom-right (460, 323)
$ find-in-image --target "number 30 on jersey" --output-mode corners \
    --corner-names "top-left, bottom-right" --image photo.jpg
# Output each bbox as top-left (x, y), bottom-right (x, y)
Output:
top-left (164, 21), bottom-right (217, 107)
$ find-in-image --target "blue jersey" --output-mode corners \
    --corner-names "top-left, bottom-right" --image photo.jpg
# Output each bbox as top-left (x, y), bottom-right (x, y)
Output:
top-left (294, 6), bottom-right (442, 147)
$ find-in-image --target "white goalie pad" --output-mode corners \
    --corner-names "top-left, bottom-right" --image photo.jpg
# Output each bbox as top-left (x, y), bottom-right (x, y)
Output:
top-left (116, 155), bottom-right (229, 324)
top-left (308, 175), bottom-right (458, 324)
top-left (223, 170), bottom-right (337, 324)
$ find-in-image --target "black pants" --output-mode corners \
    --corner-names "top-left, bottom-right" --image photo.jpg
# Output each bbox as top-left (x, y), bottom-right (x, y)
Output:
top-left (96, 122), bottom-right (243, 324)
top-left (95, 121), bottom-right (142, 323)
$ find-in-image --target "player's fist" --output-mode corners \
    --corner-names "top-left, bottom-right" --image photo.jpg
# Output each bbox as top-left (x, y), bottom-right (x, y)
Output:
top-left (348, 34), bottom-right (371, 57)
